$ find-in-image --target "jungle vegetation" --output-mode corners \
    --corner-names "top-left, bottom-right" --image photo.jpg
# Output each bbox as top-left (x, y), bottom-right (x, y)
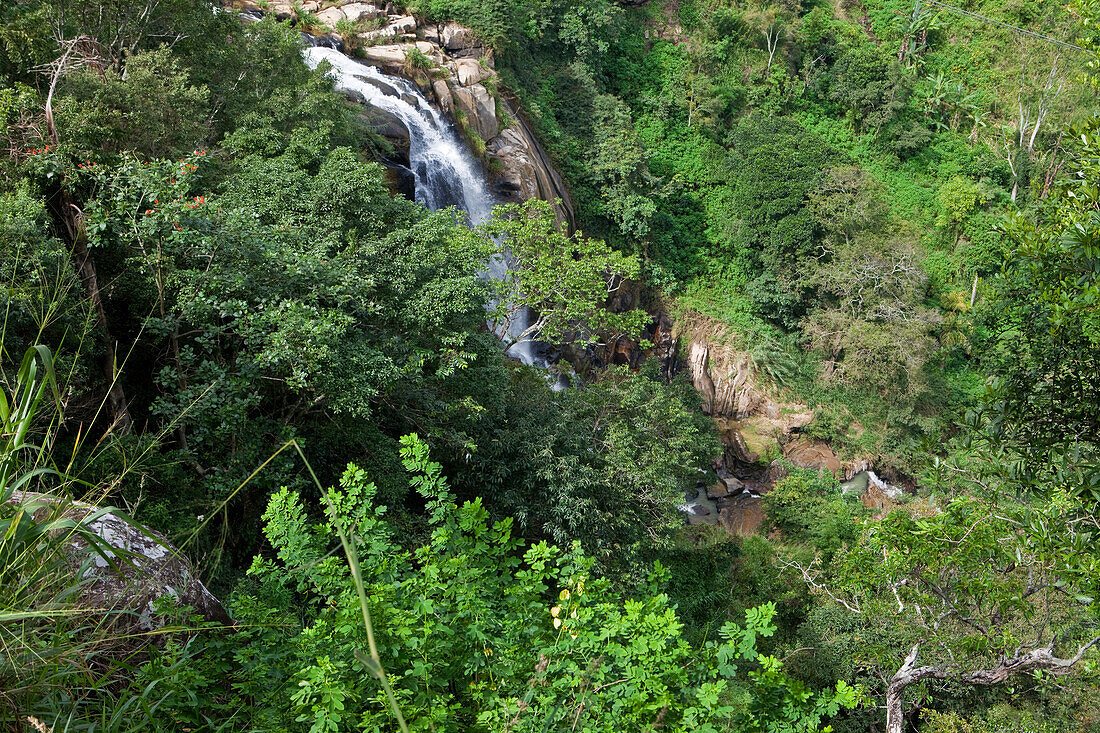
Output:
top-left (0, 0), bottom-right (1098, 730)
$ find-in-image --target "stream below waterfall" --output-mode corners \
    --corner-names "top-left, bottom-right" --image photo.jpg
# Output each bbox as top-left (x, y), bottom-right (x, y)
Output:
top-left (303, 45), bottom-right (564, 381)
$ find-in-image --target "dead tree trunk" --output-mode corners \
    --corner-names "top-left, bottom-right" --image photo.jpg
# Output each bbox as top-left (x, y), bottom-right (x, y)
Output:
top-left (885, 639), bottom-right (1100, 733)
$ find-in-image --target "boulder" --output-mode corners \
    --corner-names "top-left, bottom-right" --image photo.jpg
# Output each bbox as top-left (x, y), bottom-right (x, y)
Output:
top-left (269, 0), bottom-right (294, 18)
top-left (7, 491), bottom-right (228, 630)
top-left (417, 23), bottom-right (445, 44)
top-left (767, 459), bottom-right (789, 485)
top-left (783, 438), bottom-right (842, 474)
top-left (451, 57), bottom-right (491, 86)
top-left (359, 15), bottom-right (416, 41)
top-left (721, 475), bottom-right (745, 493)
top-left (486, 128), bottom-right (538, 198)
top-left (358, 43), bottom-right (409, 69)
top-left (316, 6), bottom-right (346, 24)
top-left (452, 83), bottom-right (498, 141)
top-left (718, 494), bottom-right (764, 537)
top-left (388, 14), bottom-right (417, 33)
top-left (705, 482), bottom-right (729, 500)
top-left (432, 79), bottom-right (454, 114)
top-left (340, 2), bottom-right (380, 22)
top-left (356, 105), bottom-right (410, 161)
top-left (441, 22), bottom-right (477, 51)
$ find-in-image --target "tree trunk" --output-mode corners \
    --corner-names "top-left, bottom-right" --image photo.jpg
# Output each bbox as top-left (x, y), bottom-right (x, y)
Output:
top-left (885, 682), bottom-right (905, 733)
top-left (68, 213), bottom-right (133, 433)
top-left (45, 46), bottom-right (132, 433)
top-left (884, 639), bottom-right (1100, 733)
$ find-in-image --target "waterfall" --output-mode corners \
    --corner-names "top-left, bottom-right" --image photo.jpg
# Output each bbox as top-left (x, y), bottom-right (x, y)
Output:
top-left (303, 46), bottom-right (553, 373)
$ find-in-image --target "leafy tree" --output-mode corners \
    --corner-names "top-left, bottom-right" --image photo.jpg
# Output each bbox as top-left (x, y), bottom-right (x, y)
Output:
top-left (806, 166), bottom-right (890, 246)
top-left (54, 47), bottom-right (210, 158)
top-left (763, 467), bottom-right (867, 558)
top-left (480, 198), bottom-right (648, 348)
top-left (803, 228), bottom-right (937, 399)
top-left (588, 93), bottom-right (657, 238)
top-left (824, 45), bottom-right (912, 137)
top-left (819, 496), bottom-right (1100, 733)
top-left (976, 117), bottom-right (1100, 500)
top-left (743, 0), bottom-right (799, 74)
top-left (65, 144), bottom-right (494, 562)
top-left (425, 360), bottom-right (719, 570)
top-left (724, 115), bottom-right (837, 325)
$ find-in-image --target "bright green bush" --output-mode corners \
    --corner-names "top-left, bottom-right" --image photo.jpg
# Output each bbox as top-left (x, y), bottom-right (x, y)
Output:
top-left (230, 434), bottom-right (859, 731)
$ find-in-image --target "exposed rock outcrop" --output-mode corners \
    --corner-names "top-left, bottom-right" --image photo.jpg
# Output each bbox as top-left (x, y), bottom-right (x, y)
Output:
top-left (7, 491), bottom-right (228, 630)
top-left (686, 338), bottom-right (764, 418)
top-left (718, 494), bottom-right (764, 537)
top-left (486, 98), bottom-right (575, 228)
top-left (451, 83), bottom-right (498, 140)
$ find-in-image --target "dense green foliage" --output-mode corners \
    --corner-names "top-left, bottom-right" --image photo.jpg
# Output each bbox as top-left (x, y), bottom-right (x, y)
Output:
top-left (475, 0), bottom-right (1099, 469)
top-left (1, 0), bottom-right (1099, 730)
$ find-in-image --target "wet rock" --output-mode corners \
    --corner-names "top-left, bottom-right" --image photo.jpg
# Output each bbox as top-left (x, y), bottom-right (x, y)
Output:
top-left (843, 458), bottom-right (873, 480)
top-left (7, 491), bottom-right (228, 630)
top-left (721, 475), bottom-right (745, 492)
top-left (384, 164), bottom-right (416, 201)
top-left (352, 97), bottom-right (411, 158)
top-left (862, 479), bottom-right (903, 511)
top-left (652, 312), bottom-right (678, 379)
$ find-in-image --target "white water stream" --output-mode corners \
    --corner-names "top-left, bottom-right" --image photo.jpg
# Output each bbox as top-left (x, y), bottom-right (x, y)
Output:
top-left (303, 46), bottom-right (549, 371)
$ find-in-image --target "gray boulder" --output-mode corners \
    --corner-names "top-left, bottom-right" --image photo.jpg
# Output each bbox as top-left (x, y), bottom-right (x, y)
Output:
top-left (8, 491), bottom-right (228, 630)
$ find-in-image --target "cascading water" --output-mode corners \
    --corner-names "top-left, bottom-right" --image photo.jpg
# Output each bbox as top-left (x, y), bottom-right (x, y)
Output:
top-left (303, 46), bottom-right (550, 371)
